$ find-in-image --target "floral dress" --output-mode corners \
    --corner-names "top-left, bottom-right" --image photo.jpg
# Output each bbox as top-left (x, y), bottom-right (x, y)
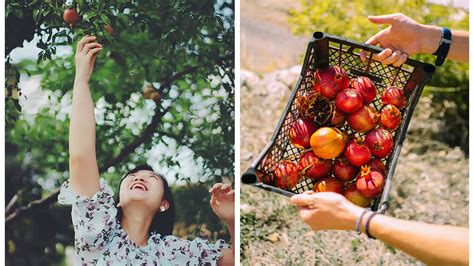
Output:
top-left (58, 178), bottom-right (228, 265)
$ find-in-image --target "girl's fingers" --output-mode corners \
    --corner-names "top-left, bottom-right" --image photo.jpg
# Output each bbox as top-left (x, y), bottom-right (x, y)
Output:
top-left (83, 43), bottom-right (102, 54)
top-left (219, 184), bottom-right (232, 192)
top-left (210, 195), bottom-right (219, 208)
top-left (225, 191), bottom-right (235, 201)
top-left (87, 47), bottom-right (103, 58)
top-left (77, 36), bottom-right (97, 51)
top-left (393, 52), bottom-right (408, 67)
top-left (209, 183), bottom-right (223, 193)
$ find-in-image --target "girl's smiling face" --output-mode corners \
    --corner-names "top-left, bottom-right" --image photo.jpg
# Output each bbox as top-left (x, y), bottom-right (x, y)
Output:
top-left (118, 170), bottom-right (167, 212)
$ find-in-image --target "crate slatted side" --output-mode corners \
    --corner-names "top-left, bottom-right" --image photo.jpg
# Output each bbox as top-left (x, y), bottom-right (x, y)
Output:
top-left (255, 37), bottom-right (424, 206)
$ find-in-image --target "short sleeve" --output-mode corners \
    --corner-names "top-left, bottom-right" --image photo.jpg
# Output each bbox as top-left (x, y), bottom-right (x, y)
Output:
top-left (160, 235), bottom-right (229, 265)
top-left (58, 178), bottom-right (118, 262)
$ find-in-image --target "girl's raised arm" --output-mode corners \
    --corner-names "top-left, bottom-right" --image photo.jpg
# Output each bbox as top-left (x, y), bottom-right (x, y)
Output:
top-left (69, 35), bottom-right (103, 198)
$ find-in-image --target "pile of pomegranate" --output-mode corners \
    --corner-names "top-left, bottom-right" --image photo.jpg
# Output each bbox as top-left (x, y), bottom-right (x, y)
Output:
top-left (273, 65), bottom-right (407, 207)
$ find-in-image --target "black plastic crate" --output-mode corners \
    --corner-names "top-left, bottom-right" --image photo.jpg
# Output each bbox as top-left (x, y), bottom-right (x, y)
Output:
top-left (241, 31), bottom-right (436, 213)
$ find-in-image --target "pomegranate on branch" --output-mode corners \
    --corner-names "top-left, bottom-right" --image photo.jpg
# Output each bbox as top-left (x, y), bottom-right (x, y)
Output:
top-left (63, 8), bottom-right (81, 27)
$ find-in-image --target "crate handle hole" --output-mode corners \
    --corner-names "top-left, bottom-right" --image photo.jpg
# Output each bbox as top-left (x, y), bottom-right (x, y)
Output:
top-left (242, 168), bottom-right (257, 184)
top-left (313, 32), bottom-right (324, 40)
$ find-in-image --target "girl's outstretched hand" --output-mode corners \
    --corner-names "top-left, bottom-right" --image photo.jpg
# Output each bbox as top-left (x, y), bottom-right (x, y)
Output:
top-left (75, 35), bottom-right (103, 83)
top-left (209, 183), bottom-right (235, 226)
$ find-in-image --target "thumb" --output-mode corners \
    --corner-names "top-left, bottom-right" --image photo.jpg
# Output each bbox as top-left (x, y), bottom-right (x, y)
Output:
top-left (368, 14), bottom-right (400, 25)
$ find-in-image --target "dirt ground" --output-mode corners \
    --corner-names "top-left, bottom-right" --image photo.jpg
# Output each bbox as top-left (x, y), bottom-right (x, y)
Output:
top-left (240, 0), bottom-right (307, 73)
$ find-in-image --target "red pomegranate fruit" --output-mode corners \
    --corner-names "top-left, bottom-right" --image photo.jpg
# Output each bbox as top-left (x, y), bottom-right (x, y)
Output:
top-left (313, 177), bottom-right (344, 194)
top-left (289, 118), bottom-right (318, 149)
top-left (310, 127), bottom-right (348, 159)
top-left (347, 105), bottom-right (379, 133)
top-left (313, 66), bottom-right (350, 100)
top-left (63, 8), bottom-right (81, 27)
top-left (351, 76), bottom-right (377, 103)
top-left (381, 86), bottom-right (406, 109)
top-left (344, 184), bottom-right (371, 207)
top-left (344, 138), bottom-right (372, 166)
top-left (365, 128), bottom-right (394, 158)
top-left (335, 88), bottom-right (363, 113)
top-left (298, 151), bottom-right (332, 179)
top-left (380, 104), bottom-right (402, 130)
top-left (333, 157), bottom-right (358, 182)
top-left (368, 158), bottom-right (387, 176)
top-left (105, 24), bottom-right (114, 35)
top-left (330, 108), bottom-right (346, 127)
top-left (296, 91), bottom-right (334, 125)
top-left (274, 160), bottom-right (300, 189)
top-left (356, 165), bottom-right (385, 198)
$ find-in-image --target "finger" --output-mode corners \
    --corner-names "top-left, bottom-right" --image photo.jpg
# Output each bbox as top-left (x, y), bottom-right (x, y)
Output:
top-left (90, 53), bottom-right (98, 64)
top-left (381, 50), bottom-right (401, 65)
top-left (373, 48), bottom-right (393, 62)
top-left (83, 43), bottom-right (102, 54)
top-left (226, 190), bottom-right (235, 198)
top-left (303, 190), bottom-right (315, 195)
top-left (366, 32), bottom-right (382, 46)
top-left (360, 32), bottom-right (382, 61)
top-left (393, 52), bottom-right (408, 67)
top-left (86, 47), bottom-right (103, 58)
top-left (290, 194), bottom-right (316, 207)
top-left (299, 207), bottom-right (316, 220)
top-left (210, 195), bottom-right (218, 205)
top-left (209, 183), bottom-right (223, 193)
top-left (77, 36), bottom-right (97, 51)
top-left (213, 188), bottom-right (235, 202)
top-left (367, 13), bottom-right (400, 25)
top-left (219, 184), bottom-right (232, 193)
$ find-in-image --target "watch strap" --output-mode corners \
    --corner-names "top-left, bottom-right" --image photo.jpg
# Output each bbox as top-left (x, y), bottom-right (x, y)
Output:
top-left (432, 27), bottom-right (452, 66)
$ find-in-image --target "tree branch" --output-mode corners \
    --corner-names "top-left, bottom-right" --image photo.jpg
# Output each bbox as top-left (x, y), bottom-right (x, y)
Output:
top-left (6, 189), bottom-right (60, 224)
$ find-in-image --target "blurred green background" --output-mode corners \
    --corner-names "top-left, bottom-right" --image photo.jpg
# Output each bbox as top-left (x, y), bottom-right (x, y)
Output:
top-left (5, 0), bottom-right (234, 265)
top-left (289, 0), bottom-right (468, 153)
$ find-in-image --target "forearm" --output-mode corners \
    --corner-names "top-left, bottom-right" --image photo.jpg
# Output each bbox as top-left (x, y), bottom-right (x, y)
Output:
top-left (448, 30), bottom-right (469, 63)
top-left (69, 77), bottom-right (100, 196)
top-left (68, 35), bottom-right (102, 197)
top-left (364, 214), bottom-right (468, 265)
top-left (69, 78), bottom-right (97, 159)
top-left (420, 25), bottom-right (468, 63)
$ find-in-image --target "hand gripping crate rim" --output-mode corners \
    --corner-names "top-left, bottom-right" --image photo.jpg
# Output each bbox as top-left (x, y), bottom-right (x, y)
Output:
top-left (242, 31), bottom-right (436, 213)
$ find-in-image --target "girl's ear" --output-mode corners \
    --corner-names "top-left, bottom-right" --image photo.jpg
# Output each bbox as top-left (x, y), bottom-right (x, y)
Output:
top-left (117, 201), bottom-right (122, 207)
top-left (160, 200), bottom-right (170, 212)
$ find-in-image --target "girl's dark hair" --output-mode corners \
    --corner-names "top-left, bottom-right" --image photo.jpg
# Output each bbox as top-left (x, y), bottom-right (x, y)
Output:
top-left (116, 164), bottom-right (176, 236)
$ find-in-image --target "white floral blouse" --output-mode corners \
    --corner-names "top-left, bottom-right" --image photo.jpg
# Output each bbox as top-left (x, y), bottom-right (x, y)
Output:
top-left (58, 178), bottom-right (227, 265)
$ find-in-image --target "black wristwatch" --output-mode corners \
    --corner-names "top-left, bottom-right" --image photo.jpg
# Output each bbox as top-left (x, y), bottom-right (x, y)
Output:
top-left (432, 27), bottom-right (452, 66)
